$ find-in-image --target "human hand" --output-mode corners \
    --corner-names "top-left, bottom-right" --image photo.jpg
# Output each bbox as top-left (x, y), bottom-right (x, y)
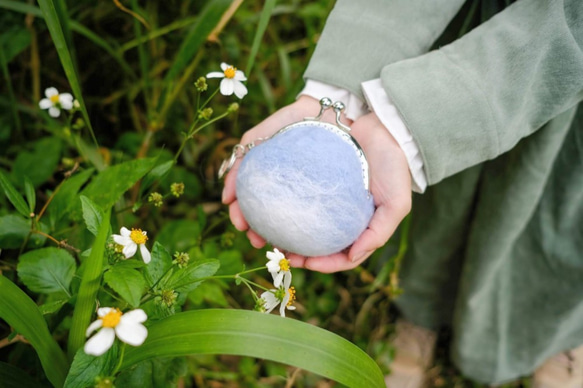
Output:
top-left (287, 112), bottom-right (412, 273)
top-left (222, 95), bottom-right (353, 248)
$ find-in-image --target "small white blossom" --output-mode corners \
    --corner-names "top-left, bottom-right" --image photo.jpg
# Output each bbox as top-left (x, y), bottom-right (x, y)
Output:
top-left (112, 227), bottom-right (151, 263)
top-left (39, 87), bottom-right (73, 118)
top-left (260, 284), bottom-right (297, 317)
top-left (206, 63), bottom-right (248, 99)
top-left (266, 248), bottom-right (291, 288)
top-left (84, 308), bottom-right (148, 356)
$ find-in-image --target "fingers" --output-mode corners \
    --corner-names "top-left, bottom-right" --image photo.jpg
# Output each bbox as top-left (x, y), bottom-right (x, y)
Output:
top-left (247, 229), bottom-right (266, 248)
top-left (228, 201), bottom-right (248, 231)
top-left (222, 159), bottom-right (241, 205)
top-left (348, 204), bottom-right (402, 262)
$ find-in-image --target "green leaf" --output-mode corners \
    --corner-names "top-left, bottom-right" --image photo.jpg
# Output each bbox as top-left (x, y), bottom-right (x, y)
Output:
top-left (163, 259), bottom-right (219, 294)
top-left (0, 26), bottom-right (31, 63)
top-left (81, 157), bottom-right (157, 210)
top-left (145, 242), bottom-right (172, 287)
top-left (163, 0), bottom-right (231, 83)
top-left (104, 266), bottom-right (146, 307)
top-left (154, 219), bottom-right (201, 254)
top-left (187, 280), bottom-right (229, 307)
top-left (0, 361), bottom-right (49, 388)
top-left (0, 214), bottom-right (46, 249)
top-left (0, 276), bottom-right (68, 387)
top-left (116, 357), bottom-right (187, 388)
top-left (121, 310), bottom-right (385, 388)
top-left (139, 159), bottom-right (174, 197)
top-left (12, 137), bottom-right (61, 188)
top-left (68, 208), bottom-right (111, 359)
top-left (64, 343), bottom-right (119, 388)
top-left (80, 195), bottom-right (103, 236)
top-left (37, 0), bottom-right (98, 149)
top-left (17, 247), bottom-right (76, 295)
top-left (39, 299), bottom-right (68, 315)
top-left (48, 168), bottom-right (94, 226)
top-left (0, 170), bottom-right (30, 217)
top-left (245, 0), bottom-right (276, 75)
top-left (23, 176), bottom-right (36, 213)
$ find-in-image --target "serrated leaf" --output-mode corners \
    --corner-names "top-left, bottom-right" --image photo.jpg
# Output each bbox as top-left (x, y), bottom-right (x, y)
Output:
top-left (104, 266), bottom-right (146, 307)
top-left (0, 169), bottom-right (30, 217)
top-left (80, 195), bottom-right (103, 236)
top-left (0, 276), bottom-right (68, 387)
top-left (81, 157), bottom-right (157, 210)
top-left (64, 343), bottom-right (120, 388)
top-left (164, 259), bottom-right (219, 293)
top-left (145, 242), bottom-right (172, 287)
top-left (0, 214), bottom-right (46, 249)
top-left (12, 137), bottom-right (61, 187)
top-left (17, 247), bottom-right (76, 295)
top-left (121, 310), bottom-right (386, 388)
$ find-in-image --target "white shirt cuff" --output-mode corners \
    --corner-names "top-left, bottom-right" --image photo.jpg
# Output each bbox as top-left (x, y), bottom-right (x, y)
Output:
top-left (362, 79), bottom-right (427, 193)
top-left (298, 79), bottom-right (369, 121)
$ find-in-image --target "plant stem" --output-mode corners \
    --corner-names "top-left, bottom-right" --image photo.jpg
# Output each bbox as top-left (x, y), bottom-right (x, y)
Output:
top-left (112, 342), bottom-right (126, 376)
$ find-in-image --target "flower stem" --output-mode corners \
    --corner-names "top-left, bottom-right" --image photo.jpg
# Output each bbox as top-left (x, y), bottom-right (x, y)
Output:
top-left (111, 342), bottom-right (126, 376)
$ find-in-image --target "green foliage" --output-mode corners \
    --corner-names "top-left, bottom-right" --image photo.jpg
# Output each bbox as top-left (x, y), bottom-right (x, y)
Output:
top-left (0, 214), bottom-right (46, 248)
top-left (64, 344), bottom-right (120, 388)
top-left (104, 266), bottom-right (146, 307)
top-left (12, 137), bottom-right (61, 187)
top-left (80, 195), bottom-right (104, 236)
top-left (0, 361), bottom-right (48, 388)
top-left (115, 357), bottom-right (188, 388)
top-left (0, 169), bottom-right (30, 217)
top-left (17, 247), bottom-right (76, 295)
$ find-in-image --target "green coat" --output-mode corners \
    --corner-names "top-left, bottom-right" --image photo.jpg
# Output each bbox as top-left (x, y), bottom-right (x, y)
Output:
top-left (304, 0), bottom-right (583, 384)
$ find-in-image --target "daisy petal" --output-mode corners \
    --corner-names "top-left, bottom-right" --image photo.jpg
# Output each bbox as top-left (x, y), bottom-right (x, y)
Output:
top-left (139, 244), bottom-right (151, 264)
top-left (121, 309), bottom-right (147, 324)
top-left (234, 70), bottom-right (247, 81)
top-left (283, 272), bottom-right (292, 289)
top-left (122, 242), bottom-right (138, 258)
top-left (273, 272), bottom-right (284, 288)
top-left (220, 79), bottom-right (234, 96)
top-left (86, 319), bottom-right (103, 337)
top-left (59, 94), bottom-right (73, 110)
top-left (113, 235), bottom-right (132, 246)
top-left (279, 303), bottom-right (287, 317)
top-left (220, 62), bottom-right (229, 71)
top-left (266, 249), bottom-right (284, 261)
top-left (48, 107), bottom-right (61, 118)
top-left (233, 82), bottom-right (248, 99)
top-left (84, 328), bottom-right (115, 356)
top-left (206, 71), bottom-right (225, 79)
top-left (120, 227), bottom-right (131, 237)
top-left (115, 321), bottom-right (148, 346)
top-left (45, 87), bottom-right (58, 97)
top-left (39, 98), bottom-right (53, 109)
top-left (97, 307), bottom-right (113, 317)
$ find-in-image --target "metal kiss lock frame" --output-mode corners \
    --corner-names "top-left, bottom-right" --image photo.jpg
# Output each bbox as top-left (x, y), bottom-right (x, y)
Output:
top-left (218, 97), bottom-right (370, 192)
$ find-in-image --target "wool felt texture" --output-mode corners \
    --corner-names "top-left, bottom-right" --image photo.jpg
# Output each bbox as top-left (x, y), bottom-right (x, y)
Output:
top-left (236, 124), bottom-right (374, 257)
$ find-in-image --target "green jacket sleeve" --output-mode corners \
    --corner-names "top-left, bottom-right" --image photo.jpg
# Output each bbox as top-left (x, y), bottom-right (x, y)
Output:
top-left (381, 0), bottom-right (583, 184)
top-left (303, 0), bottom-right (465, 98)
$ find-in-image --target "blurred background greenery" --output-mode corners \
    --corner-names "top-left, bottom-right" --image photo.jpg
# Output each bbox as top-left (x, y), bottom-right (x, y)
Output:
top-left (0, 1), bottom-right (529, 386)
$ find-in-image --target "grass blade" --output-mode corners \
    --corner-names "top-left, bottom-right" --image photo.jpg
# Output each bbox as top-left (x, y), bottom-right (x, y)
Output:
top-left (245, 0), bottom-right (276, 75)
top-left (0, 276), bottom-right (68, 387)
top-left (37, 0), bottom-right (99, 149)
top-left (163, 0), bottom-right (231, 84)
top-left (67, 207), bottom-right (111, 359)
top-left (122, 309), bottom-right (385, 388)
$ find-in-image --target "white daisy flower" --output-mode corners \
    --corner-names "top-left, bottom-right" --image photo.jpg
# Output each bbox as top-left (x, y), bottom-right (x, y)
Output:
top-left (206, 63), bottom-right (248, 99)
top-left (84, 308), bottom-right (148, 356)
top-left (260, 284), bottom-right (297, 318)
top-left (112, 227), bottom-right (151, 264)
top-left (39, 87), bottom-right (74, 118)
top-left (266, 248), bottom-right (291, 288)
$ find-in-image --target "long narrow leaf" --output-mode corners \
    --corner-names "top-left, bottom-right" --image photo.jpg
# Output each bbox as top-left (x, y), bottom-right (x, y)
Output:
top-left (37, 0), bottom-right (99, 149)
top-left (122, 309), bottom-right (385, 388)
top-left (245, 0), bottom-right (276, 75)
top-left (67, 208), bottom-right (111, 359)
top-left (0, 361), bottom-right (49, 388)
top-left (0, 276), bottom-right (68, 387)
top-left (0, 170), bottom-right (30, 217)
top-left (163, 0), bottom-right (231, 84)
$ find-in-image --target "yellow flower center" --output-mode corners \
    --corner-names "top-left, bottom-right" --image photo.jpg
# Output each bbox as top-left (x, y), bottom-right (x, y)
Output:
top-left (287, 286), bottom-right (296, 307)
top-left (223, 66), bottom-right (237, 79)
top-left (130, 228), bottom-right (148, 245)
top-left (101, 308), bottom-right (122, 328)
top-left (49, 94), bottom-right (60, 104)
top-left (279, 258), bottom-right (290, 271)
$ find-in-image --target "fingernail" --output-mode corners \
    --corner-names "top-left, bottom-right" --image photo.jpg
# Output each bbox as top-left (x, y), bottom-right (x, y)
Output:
top-left (352, 250), bottom-right (373, 263)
